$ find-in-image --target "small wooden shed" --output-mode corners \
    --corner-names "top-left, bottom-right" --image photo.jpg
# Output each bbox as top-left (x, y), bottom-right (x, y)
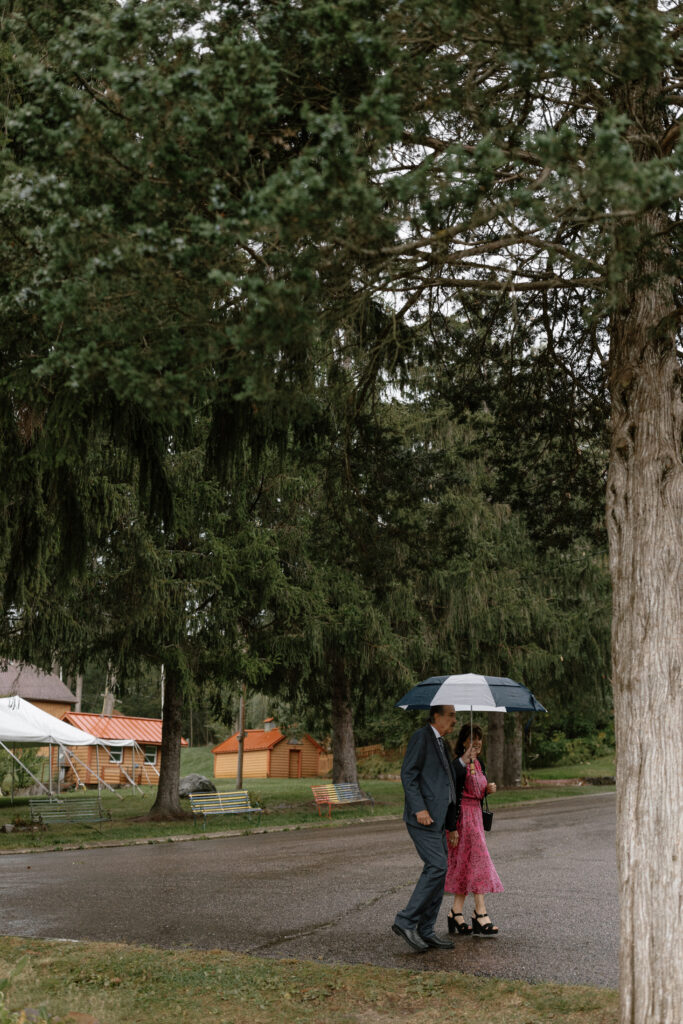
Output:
top-left (213, 719), bottom-right (325, 779)
top-left (62, 711), bottom-right (188, 788)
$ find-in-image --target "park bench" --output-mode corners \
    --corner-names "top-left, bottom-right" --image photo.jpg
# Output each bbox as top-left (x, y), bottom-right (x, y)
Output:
top-left (29, 795), bottom-right (111, 831)
top-left (188, 790), bottom-right (262, 830)
top-left (311, 783), bottom-right (374, 818)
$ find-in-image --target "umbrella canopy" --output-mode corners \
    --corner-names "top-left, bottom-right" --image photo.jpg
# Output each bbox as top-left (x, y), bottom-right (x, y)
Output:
top-left (395, 673), bottom-right (547, 713)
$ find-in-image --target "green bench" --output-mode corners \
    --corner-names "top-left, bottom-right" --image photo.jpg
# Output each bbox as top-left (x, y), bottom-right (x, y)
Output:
top-left (311, 783), bottom-right (374, 818)
top-left (188, 790), bottom-right (262, 830)
top-left (29, 795), bottom-right (111, 831)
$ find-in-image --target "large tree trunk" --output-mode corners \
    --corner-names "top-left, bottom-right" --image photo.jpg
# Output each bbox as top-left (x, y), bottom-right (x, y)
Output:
top-left (607, 205), bottom-right (683, 1023)
top-left (331, 664), bottom-right (358, 784)
top-left (148, 662), bottom-right (187, 820)
top-left (485, 712), bottom-right (505, 786)
top-left (502, 714), bottom-right (523, 788)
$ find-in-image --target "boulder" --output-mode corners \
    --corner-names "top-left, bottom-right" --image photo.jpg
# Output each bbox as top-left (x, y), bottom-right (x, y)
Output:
top-left (178, 773), bottom-right (217, 798)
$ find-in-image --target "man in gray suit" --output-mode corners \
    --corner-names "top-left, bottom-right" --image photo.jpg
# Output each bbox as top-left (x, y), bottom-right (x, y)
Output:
top-left (392, 705), bottom-right (459, 951)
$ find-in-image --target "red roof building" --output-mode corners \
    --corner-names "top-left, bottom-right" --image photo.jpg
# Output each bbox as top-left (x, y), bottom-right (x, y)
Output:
top-left (61, 711), bottom-right (187, 789)
top-left (213, 722), bottom-right (325, 779)
top-left (64, 711), bottom-right (188, 747)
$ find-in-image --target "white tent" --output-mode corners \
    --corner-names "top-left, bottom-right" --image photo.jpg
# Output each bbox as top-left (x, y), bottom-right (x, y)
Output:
top-left (0, 696), bottom-right (103, 746)
top-left (0, 695), bottom-right (133, 798)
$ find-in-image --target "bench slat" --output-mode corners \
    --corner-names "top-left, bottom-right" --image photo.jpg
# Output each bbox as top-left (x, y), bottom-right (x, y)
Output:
top-left (188, 791), bottom-right (261, 830)
top-left (311, 783), bottom-right (374, 818)
top-left (29, 796), bottom-right (110, 829)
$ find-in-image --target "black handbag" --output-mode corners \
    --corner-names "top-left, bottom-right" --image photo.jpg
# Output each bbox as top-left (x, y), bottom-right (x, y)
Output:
top-left (482, 794), bottom-right (493, 832)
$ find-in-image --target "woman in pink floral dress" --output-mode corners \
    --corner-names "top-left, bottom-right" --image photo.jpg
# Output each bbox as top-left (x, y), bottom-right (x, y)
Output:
top-left (444, 724), bottom-right (503, 936)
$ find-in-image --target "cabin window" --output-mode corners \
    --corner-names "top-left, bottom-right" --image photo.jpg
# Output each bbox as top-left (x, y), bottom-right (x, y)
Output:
top-left (143, 745), bottom-right (157, 765)
top-left (109, 745), bottom-right (123, 764)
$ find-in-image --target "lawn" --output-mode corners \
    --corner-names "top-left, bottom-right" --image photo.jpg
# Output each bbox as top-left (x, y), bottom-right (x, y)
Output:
top-left (0, 936), bottom-right (618, 1024)
top-left (526, 753), bottom-right (616, 780)
top-left (0, 745), bottom-right (615, 852)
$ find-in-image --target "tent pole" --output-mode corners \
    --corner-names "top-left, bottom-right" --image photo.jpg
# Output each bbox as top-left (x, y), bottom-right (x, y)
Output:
top-left (11, 744), bottom-right (15, 805)
top-left (120, 766), bottom-right (142, 794)
top-left (135, 742), bottom-right (159, 782)
top-left (0, 740), bottom-right (51, 797)
top-left (59, 745), bottom-right (83, 790)
top-left (68, 745), bottom-right (120, 797)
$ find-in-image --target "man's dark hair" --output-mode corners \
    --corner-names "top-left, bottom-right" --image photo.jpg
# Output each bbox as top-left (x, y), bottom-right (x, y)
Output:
top-left (454, 723), bottom-right (483, 757)
top-left (428, 705), bottom-right (447, 723)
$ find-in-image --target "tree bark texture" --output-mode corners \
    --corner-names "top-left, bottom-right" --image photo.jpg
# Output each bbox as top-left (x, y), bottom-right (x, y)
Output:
top-left (331, 664), bottom-right (359, 785)
top-left (485, 712), bottom-right (505, 786)
top-left (503, 714), bottom-right (524, 788)
top-left (148, 661), bottom-right (186, 819)
top-left (607, 206), bottom-right (683, 1023)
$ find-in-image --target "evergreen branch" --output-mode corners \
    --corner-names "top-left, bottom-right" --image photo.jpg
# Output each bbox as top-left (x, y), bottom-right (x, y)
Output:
top-left (406, 275), bottom-right (604, 293)
top-left (401, 130), bottom-right (546, 168)
top-left (436, 234), bottom-right (603, 272)
top-left (73, 73), bottom-right (131, 122)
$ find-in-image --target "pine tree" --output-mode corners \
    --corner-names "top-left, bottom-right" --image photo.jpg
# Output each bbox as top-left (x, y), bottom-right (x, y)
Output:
top-left (1, 5), bottom-right (679, 1015)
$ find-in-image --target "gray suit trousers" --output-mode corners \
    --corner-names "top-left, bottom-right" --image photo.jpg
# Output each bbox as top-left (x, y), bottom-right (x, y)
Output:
top-left (394, 823), bottom-right (448, 935)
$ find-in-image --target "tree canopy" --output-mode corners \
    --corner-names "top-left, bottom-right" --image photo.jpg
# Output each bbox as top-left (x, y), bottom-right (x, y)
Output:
top-left (1, 4), bottom-right (680, 1018)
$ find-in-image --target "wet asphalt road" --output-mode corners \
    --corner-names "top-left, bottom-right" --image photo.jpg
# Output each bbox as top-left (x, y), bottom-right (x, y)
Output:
top-left (0, 792), bottom-right (618, 988)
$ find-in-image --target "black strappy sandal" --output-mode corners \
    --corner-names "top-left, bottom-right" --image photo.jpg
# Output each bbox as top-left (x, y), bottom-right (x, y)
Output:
top-left (447, 910), bottom-right (473, 935)
top-left (472, 911), bottom-right (499, 936)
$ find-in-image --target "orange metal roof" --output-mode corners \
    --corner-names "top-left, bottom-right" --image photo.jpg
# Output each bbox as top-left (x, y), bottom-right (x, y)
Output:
top-left (213, 728), bottom-right (287, 754)
top-left (212, 728), bottom-right (324, 754)
top-left (64, 711), bottom-right (188, 746)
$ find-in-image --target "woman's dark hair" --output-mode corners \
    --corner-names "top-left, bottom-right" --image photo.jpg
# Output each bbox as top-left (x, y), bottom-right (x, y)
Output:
top-left (454, 723), bottom-right (483, 758)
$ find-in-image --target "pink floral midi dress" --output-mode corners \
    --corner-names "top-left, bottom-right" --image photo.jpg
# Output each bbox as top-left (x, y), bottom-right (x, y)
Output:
top-left (444, 759), bottom-right (504, 895)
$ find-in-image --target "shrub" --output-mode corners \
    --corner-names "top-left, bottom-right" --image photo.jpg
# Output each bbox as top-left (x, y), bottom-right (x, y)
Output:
top-left (357, 754), bottom-right (402, 779)
top-left (0, 749), bottom-right (45, 793)
top-left (529, 728), bottom-right (615, 767)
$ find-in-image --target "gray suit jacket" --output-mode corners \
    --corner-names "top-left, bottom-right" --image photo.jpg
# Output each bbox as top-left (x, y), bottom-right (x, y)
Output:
top-left (401, 724), bottom-right (459, 831)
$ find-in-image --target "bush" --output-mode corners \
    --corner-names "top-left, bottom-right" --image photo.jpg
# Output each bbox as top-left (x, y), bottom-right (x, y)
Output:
top-left (357, 754), bottom-right (402, 779)
top-left (529, 728), bottom-right (615, 768)
top-left (0, 749), bottom-right (45, 793)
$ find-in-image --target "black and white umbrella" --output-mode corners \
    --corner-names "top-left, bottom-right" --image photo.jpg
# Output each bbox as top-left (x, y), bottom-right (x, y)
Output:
top-left (395, 673), bottom-right (547, 714)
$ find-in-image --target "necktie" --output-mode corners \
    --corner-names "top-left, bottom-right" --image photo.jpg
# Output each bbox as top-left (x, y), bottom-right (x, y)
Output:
top-left (437, 736), bottom-right (458, 806)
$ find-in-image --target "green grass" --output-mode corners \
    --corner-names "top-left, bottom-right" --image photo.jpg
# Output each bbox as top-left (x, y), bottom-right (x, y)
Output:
top-left (179, 743), bottom-right (215, 777)
top-left (0, 936), bottom-right (618, 1024)
top-left (526, 753), bottom-right (615, 780)
top-left (0, 776), bottom-right (400, 850)
top-left (0, 746), bottom-right (615, 852)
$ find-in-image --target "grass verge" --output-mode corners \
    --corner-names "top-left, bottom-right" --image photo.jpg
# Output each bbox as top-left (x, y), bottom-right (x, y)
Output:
top-left (0, 778), bottom-right (614, 852)
top-left (0, 936), bottom-right (618, 1024)
top-left (525, 754), bottom-right (615, 780)
top-left (0, 746), bottom-right (615, 853)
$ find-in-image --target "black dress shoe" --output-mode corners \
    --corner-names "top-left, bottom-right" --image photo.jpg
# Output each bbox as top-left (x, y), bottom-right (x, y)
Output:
top-left (419, 933), bottom-right (454, 949)
top-left (391, 923), bottom-right (429, 952)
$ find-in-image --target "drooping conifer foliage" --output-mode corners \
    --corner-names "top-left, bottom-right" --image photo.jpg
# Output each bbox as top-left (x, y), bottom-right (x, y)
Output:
top-left (1, 4), bottom-right (680, 1017)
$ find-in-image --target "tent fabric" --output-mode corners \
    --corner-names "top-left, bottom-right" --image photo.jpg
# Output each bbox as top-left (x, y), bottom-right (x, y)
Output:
top-left (0, 696), bottom-right (133, 747)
